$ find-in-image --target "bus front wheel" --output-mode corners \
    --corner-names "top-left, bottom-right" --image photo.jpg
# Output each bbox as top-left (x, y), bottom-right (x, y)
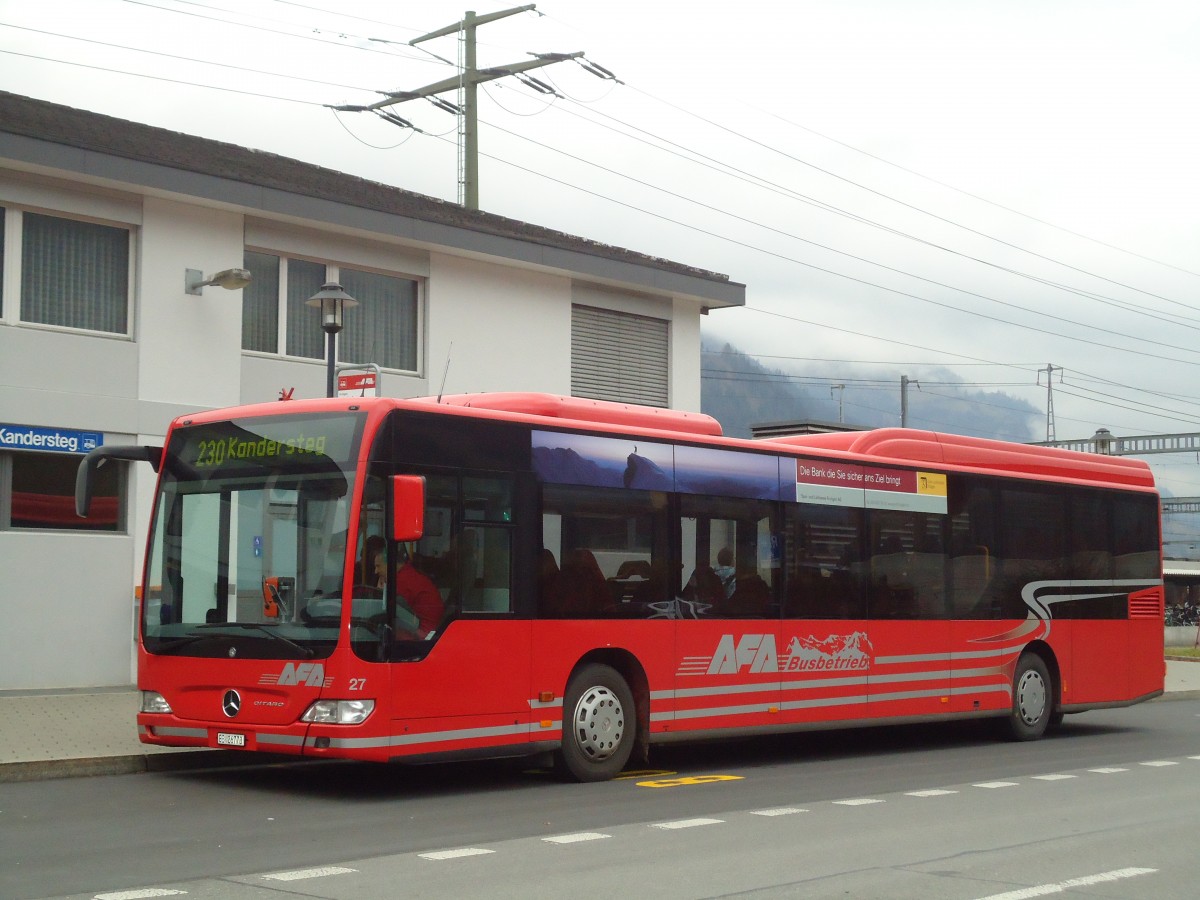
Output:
top-left (1005, 653), bottom-right (1054, 741)
top-left (557, 664), bottom-right (636, 782)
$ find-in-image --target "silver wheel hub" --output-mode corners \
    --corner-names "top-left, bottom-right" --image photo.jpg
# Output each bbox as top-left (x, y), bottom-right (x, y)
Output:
top-left (572, 685), bottom-right (625, 761)
top-left (1016, 668), bottom-right (1047, 726)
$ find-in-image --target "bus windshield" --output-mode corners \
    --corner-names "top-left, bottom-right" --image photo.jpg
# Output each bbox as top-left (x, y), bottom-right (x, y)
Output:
top-left (142, 412), bottom-right (366, 659)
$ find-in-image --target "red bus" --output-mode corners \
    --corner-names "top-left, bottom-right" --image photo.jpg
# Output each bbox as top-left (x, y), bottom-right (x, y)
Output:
top-left (77, 392), bottom-right (1164, 781)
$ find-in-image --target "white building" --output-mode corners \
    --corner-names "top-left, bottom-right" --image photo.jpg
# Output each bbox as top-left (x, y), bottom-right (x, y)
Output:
top-left (0, 91), bottom-right (744, 691)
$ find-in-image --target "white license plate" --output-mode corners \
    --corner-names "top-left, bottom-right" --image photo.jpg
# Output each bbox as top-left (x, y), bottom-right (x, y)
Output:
top-left (216, 732), bottom-right (246, 747)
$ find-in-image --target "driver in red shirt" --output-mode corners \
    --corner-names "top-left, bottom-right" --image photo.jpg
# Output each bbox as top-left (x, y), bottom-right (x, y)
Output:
top-left (375, 545), bottom-right (445, 639)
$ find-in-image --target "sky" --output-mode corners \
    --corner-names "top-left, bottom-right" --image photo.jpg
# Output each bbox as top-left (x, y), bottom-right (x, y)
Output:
top-left (4, 0), bottom-right (1200, 543)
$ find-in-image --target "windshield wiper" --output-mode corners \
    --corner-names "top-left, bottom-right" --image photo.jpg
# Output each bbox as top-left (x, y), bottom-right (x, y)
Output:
top-left (197, 622), bottom-right (314, 658)
top-left (153, 633), bottom-right (212, 653)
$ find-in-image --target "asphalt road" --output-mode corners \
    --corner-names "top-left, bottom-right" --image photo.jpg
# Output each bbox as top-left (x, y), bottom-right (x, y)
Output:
top-left (4, 699), bottom-right (1200, 899)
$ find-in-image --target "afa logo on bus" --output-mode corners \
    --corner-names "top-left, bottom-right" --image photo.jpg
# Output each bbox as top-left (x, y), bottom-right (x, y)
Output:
top-left (259, 662), bottom-right (333, 687)
top-left (697, 632), bottom-right (875, 676)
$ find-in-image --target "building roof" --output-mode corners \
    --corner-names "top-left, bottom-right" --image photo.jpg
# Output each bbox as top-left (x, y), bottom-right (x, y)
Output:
top-left (1165, 559), bottom-right (1200, 578)
top-left (0, 91), bottom-right (744, 307)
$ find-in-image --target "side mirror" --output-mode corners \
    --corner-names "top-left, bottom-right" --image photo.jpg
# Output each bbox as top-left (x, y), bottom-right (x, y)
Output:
top-left (76, 444), bottom-right (162, 517)
top-left (391, 475), bottom-right (425, 542)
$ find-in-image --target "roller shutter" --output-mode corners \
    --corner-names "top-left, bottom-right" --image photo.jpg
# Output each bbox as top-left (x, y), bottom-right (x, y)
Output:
top-left (571, 304), bottom-right (669, 407)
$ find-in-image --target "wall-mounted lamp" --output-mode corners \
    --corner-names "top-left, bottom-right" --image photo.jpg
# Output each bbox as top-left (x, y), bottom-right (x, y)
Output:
top-left (185, 267), bottom-right (253, 296)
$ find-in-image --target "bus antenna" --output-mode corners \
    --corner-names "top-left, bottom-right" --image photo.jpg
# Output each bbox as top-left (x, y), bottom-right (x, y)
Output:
top-left (436, 343), bottom-right (453, 403)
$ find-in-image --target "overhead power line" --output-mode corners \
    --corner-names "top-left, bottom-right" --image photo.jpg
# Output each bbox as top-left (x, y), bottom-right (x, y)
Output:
top-left (329, 5), bottom-right (585, 209)
top-left (623, 82), bottom-right (1200, 312)
top-left (0, 21), bottom-right (377, 94)
top-left (9, 4), bottom-right (1197, 435)
top-left (477, 113), bottom-right (1200, 356)
top-left (115, 0), bottom-right (429, 61)
top-left (451, 130), bottom-right (1200, 367)
top-left (756, 105), bottom-right (1200, 281)
top-left (0, 49), bottom-right (325, 105)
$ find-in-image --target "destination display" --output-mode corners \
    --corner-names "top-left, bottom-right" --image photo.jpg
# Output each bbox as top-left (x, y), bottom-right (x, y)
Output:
top-left (795, 459), bottom-right (947, 513)
top-left (172, 414), bottom-right (363, 473)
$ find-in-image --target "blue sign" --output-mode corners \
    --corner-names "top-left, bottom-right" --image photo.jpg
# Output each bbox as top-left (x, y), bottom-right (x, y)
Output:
top-left (0, 424), bottom-right (104, 455)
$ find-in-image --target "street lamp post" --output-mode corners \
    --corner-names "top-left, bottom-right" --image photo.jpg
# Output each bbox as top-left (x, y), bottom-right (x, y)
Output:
top-left (305, 282), bottom-right (358, 398)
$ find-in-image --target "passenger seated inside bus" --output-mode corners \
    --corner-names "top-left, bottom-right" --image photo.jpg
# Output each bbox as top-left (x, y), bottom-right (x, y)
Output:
top-left (714, 547), bottom-right (736, 598)
top-left (723, 562), bottom-right (772, 617)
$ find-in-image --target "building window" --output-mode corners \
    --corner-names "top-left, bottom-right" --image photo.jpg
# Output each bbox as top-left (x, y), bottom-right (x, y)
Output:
top-left (339, 267), bottom-right (419, 372)
top-left (0, 207), bottom-right (131, 335)
top-left (244, 251), bottom-right (421, 373)
top-left (571, 304), bottom-right (668, 407)
top-left (1, 452), bottom-right (123, 531)
top-left (241, 251), bottom-right (280, 353)
top-left (285, 258), bottom-right (327, 360)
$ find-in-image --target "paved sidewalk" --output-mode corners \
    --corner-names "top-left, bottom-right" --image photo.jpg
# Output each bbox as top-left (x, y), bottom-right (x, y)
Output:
top-left (4, 661), bottom-right (1200, 783)
top-left (0, 688), bottom-right (220, 782)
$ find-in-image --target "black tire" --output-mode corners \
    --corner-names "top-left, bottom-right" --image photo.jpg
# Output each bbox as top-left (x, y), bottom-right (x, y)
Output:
top-left (556, 664), bottom-right (636, 782)
top-left (1005, 653), bottom-right (1054, 741)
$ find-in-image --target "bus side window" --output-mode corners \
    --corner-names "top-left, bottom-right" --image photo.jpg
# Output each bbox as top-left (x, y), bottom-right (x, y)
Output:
top-left (449, 526), bottom-right (512, 613)
top-left (1112, 494), bottom-right (1159, 580)
top-left (415, 475), bottom-right (514, 616)
top-left (784, 504), bottom-right (865, 620)
top-left (999, 488), bottom-right (1065, 618)
top-left (681, 495), bottom-right (777, 619)
top-left (1070, 491), bottom-right (1112, 580)
top-left (539, 484), bottom-right (667, 618)
top-left (948, 478), bottom-right (998, 619)
top-left (867, 511), bottom-right (947, 620)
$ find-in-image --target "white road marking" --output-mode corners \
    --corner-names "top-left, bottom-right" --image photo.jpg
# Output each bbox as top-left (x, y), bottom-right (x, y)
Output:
top-left (220, 760), bottom-right (1183, 879)
top-left (95, 891), bottom-right (186, 899)
top-left (543, 832), bottom-right (611, 844)
top-left (261, 866), bottom-right (356, 881)
top-left (973, 866), bottom-right (1157, 899)
top-left (651, 817), bottom-right (724, 829)
top-left (419, 848), bottom-right (495, 860)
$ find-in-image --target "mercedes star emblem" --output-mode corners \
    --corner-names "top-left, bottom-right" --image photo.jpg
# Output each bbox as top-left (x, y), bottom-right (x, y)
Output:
top-left (222, 689), bottom-right (242, 718)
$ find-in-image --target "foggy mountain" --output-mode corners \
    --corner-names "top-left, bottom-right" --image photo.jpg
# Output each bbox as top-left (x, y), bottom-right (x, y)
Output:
top-left (700, 341), bottom-right (1041, 442)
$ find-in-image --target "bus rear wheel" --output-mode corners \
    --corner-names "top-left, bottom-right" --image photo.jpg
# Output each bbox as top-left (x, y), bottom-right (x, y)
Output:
top-left (557, 664), bottom-right (636, 782)
top-left (1005, 653), bottom-right (1054, 741)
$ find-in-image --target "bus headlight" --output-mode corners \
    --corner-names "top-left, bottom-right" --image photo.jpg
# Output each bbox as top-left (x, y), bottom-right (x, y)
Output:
top-left (300, 699), bottom-right (375, 725)
top-left (140, 691), bottom-right (173, 714)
